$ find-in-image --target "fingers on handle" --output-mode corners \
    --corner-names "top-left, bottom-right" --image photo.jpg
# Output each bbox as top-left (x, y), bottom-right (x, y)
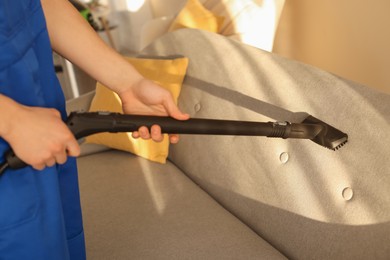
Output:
top-left (151, 125), bottom-right (164, 142)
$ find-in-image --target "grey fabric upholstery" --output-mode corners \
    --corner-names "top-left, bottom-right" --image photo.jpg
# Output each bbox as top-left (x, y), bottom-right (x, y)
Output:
top-left (67, 29), bottom-right (390, 259)
top-left (141, 29), bottom-right (390, 259)
top-left (77, 151), bottom-right (286, 259)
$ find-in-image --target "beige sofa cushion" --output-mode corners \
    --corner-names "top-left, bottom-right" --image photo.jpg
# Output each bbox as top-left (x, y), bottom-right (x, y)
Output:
top-left (142, 29), bottom-right (390, 259)
top-left (77, 151), bottom-right (286, 259)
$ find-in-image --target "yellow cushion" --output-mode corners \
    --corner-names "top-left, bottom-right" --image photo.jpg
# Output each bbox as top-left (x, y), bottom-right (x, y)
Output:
top-left (169, 0), bottom-right (225, 33)
top-left (85, 56), bottom-right (189, 164)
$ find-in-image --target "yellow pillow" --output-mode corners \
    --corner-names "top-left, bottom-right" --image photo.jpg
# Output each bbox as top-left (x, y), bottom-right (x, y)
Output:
top-left (169, 0), bottom-right (225, 33)
top-left (85, 56), bottom-right (189, 164)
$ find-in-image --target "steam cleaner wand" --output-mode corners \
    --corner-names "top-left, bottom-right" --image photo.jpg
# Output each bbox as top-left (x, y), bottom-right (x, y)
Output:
top-left (0, 111), bottom-right (348, 175)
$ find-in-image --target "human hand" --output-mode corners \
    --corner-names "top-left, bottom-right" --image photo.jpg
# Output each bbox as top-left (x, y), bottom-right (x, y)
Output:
top-left (117, 78), bottom-right (189, 143)
top-left (2, 105), bottom-right (80, 170)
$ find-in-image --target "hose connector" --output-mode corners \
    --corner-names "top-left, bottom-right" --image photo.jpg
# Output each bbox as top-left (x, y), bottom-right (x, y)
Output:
top-left (267, 122), bottom-right (291, 139)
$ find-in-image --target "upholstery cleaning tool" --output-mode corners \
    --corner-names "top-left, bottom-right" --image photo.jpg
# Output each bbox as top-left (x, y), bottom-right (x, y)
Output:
top-left (0, 112), bottom-right (348, 175)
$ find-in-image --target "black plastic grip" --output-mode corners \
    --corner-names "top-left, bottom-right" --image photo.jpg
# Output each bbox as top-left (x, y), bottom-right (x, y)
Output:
top-left (4, 150), bottom-right (28, 170)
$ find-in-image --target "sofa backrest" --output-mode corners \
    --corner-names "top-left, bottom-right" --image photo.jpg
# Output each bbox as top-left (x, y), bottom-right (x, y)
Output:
top-left (142, 29), bottom-right (390, 259)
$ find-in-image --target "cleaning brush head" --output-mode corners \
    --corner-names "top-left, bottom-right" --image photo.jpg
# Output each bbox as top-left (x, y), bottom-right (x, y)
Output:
top-left (302, 115), bottom-right (348, 150)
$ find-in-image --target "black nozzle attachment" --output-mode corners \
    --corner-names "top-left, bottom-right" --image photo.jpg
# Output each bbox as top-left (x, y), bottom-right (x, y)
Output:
top-left (303, 115), bottom-right (348, 150)
top-left (267, 121), bottom-right (323, 139)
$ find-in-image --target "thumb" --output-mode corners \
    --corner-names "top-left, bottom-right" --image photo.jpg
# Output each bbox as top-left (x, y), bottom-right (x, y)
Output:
top-left (164, 98), bottom-right (190, 121)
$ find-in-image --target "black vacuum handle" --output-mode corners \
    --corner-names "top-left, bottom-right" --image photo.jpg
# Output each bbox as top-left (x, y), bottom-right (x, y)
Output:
top-left (2, 112), bottom-right (323, 171)
top-left (67, 112), bottom-right (321, 139)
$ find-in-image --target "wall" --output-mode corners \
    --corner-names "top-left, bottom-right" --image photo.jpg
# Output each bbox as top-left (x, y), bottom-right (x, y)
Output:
top-left (273, 0), bottom-right (390, 94)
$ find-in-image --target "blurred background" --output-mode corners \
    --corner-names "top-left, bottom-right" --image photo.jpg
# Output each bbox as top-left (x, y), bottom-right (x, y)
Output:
top-left (59, 0), bottom-right (390, 99)
top-left (273, 0), bottom-right (390, 95)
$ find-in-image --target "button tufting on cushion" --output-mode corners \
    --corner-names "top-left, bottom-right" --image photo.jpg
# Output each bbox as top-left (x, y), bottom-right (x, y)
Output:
top-left (342, 187), bottom-right (354, 201)
top-left (194, 102), bottom-right (202, 112)
top-left (279, 152), bottom-right (289, 164)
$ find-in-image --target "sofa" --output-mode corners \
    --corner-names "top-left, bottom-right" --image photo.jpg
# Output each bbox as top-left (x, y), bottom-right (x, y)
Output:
top-left (66, 29), bottom-right (390, 259)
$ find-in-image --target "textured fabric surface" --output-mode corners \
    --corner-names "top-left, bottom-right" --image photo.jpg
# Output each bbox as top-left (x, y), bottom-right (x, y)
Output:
top-left (142, 29), bottom-right (390, 259)
top-left (77, 151), bottom-right (286, 259)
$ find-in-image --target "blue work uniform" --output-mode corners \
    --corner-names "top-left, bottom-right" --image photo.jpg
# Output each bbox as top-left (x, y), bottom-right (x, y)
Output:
top-left (0, 0), bottom-right (85, 259)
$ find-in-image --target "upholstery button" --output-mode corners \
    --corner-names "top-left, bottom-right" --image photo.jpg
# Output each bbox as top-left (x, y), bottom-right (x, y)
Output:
top-left (279, 152), bottom-right (289, 164)
top-left (194, 103), bottom-right (201, 112)
top-left (342, 187), bottom-right (354, 201)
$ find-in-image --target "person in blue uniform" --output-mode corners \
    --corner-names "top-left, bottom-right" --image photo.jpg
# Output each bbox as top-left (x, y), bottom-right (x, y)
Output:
top-left (0, 0), bottom-right (189, 259)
